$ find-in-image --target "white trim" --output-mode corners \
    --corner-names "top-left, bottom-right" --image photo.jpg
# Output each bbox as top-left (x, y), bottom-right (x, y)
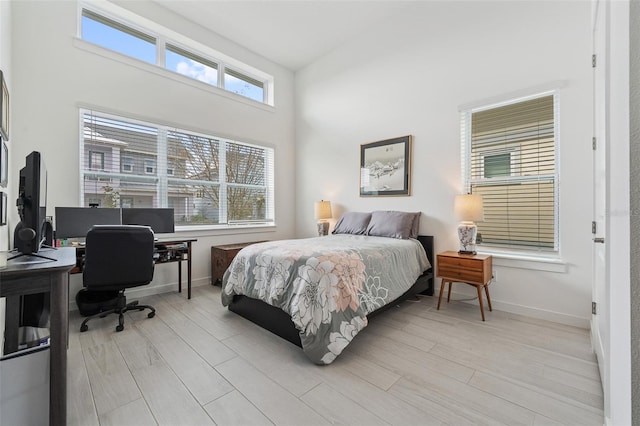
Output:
top-left (458, 80), bottom-right (568, 112)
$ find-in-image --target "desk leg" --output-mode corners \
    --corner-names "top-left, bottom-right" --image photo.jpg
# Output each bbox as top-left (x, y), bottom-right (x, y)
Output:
top-left (3, 295), bottom-right (20, 355)
top-left (178, 260), bottom-right (182, 294)
top-left (187, 242), bottom-right (192, 299)
top-left (49, 272), bottom-right (68, 426)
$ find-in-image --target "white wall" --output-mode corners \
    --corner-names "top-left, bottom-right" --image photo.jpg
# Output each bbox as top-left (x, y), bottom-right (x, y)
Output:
top-left (9, 0), bottom-right (297, 302)
top-left (295, 1), bottom-right (593, 326)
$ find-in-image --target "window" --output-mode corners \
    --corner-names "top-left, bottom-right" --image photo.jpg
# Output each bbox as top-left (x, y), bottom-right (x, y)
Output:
top-left (80, 7), bottom-right (272, 105)
top-left (80, 109), bottom-right (275, 228)
top-left (144, 160), bottom-right (156, 175)
top-left (81, 9), bottom-right (155, 64)
top-left (461, 93), bottom-right (558, 252)
top-left (89, 151), bottom-right (105, 170)
top-left (224, 68), bottom-right (264, 103)
top-left (122, 156), bottom-right (134, 173)
top-left (166, 43), bottom-right (218, 87)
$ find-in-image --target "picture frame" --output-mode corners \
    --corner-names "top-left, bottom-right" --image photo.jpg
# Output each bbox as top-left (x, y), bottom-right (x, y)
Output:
top-left (0, 191), bottom-right (6, 226)
top-left (0, 137), bottom-right (6, 187)
top-left (360, 135), bottom-right (412, 196)
top-left (0, 70), bottom-right (7, 140)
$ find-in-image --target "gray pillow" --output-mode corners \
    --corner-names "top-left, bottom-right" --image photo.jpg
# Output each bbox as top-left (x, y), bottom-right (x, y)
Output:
top-left (410, 212), bottom-right (421, 239)
top-left (366, 211), bottom-right (416, 239)
top-left (332, 212), bottom-right (372, 235)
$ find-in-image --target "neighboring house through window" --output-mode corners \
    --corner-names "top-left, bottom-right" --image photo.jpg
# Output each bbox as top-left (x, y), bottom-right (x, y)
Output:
top-left (80, 109), bottom-right (275, 228)
top-left (461, 92), bottom-right (558, 253)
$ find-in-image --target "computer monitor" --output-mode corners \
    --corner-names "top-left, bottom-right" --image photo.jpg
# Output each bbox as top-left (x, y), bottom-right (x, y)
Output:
top-left (121, 208), bottom-right (175, 234)
top-left (13, 151), bottom-right (48, 256)
top-left (55, 207), bottom-right (121, 239)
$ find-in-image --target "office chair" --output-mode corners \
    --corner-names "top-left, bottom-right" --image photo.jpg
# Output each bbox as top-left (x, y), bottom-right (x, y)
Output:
top-left (79, 225), bottom-right (156, 333)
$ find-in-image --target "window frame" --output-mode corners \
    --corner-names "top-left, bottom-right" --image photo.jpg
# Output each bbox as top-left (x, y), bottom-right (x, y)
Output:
top-left (88, 150), bottom-right (105, 171)
top-left (78, 3), bottom-right (273, 106)
top-left (460, 90), bottom-right (560, 255)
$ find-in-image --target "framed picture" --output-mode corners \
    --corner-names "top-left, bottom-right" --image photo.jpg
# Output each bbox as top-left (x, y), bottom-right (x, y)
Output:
top-left (0, 137), bottom-right (6, 187)
top-left (360, 135), bottom-right (412, 196)
top-left (0, 70), bottom-right (7, 140)
top-left (0, 191), bottom-right (6, 226)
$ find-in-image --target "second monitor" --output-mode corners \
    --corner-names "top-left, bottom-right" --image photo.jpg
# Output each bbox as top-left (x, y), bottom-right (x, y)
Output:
top-left (121, 208), bottom-right (175, 234)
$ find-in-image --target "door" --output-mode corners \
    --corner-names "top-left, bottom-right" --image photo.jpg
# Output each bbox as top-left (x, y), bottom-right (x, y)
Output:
top-left (591, 0), bottom-right (608, 405)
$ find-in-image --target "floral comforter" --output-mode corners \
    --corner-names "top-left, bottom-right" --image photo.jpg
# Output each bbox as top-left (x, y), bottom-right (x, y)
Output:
top-left (221, 234), bottom-right (430, 364)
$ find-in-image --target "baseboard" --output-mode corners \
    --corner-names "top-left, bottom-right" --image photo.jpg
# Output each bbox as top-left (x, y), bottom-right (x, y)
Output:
top-left (69, 276), bottom-right (211, 312)
top-left (442, 287), bottom-right (591, 329)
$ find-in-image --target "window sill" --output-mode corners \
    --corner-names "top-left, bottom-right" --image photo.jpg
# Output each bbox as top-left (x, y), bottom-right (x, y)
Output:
top-left (173, 224), bottom-right (277, 238)
top-left (476, 249), bottom-right (566, 273)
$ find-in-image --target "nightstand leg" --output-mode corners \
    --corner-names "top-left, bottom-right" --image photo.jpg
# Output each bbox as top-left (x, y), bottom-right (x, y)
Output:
top-left (447, 280), bottom-right (453, 303)
top-left (477, 285), bottom-right (486, 321)
top-left (437, 279), bottom-right (447, 310)
top-left (484, 284), bottom-right (493, 311)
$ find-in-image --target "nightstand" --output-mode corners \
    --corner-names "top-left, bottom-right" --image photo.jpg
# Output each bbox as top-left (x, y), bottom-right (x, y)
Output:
top-left (436, 251), bottom-right (493, 321)
top-left (211, 241), bottom-right (265, 286)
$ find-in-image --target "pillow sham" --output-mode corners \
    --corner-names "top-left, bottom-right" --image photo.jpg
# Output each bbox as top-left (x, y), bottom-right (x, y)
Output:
top-left (332, 212), bottom-right (372, 235)
top-left (410, 212), bottom-right (421, 239)
top-left (365, 210), bottom-right (417, 239)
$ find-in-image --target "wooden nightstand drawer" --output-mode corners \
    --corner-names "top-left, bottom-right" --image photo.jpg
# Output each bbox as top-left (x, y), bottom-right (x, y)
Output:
top-left (437, 266), bottom-right (484, 283)
top-left (438, 256), bottom-right (483, 271)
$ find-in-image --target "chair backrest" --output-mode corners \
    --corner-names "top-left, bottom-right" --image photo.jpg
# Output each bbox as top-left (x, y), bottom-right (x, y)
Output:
top-left (83, 225), bottom-right (155, 291)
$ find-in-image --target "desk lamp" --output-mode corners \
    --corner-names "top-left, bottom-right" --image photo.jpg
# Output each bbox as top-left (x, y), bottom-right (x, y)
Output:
top-left (454, 194), bottom-right (484, 254)
top-left (314, 200), bottom-right (332, 236)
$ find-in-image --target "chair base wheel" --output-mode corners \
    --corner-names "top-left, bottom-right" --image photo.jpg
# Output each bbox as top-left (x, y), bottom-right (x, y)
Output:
top-left (148, 312), bottom-right (155, 319)
top-left (116, 324), bottom-right (124, 332)
top-left (80, 324), bottom-right (88, 332)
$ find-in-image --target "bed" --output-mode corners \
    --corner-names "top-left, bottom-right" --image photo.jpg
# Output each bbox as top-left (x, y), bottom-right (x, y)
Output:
top-left (221, 211), bottom-right (434, 364)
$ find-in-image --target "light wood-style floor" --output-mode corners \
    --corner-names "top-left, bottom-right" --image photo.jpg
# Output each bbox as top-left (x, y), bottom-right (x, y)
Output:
top-left (67, 285), bottom-right (604, 426)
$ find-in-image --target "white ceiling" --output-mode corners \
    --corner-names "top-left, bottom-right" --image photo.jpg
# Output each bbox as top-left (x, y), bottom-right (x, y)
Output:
top-left (155, 1), bottom-right (415, 71)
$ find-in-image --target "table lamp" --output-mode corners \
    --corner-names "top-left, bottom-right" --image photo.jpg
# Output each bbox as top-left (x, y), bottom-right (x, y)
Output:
top-left (454, 194), bottom-right (484, 254)
top-left (314, 200), bottom-right (332, 236)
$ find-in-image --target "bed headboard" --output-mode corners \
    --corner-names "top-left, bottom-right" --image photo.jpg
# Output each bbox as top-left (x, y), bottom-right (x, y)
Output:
top-left (417, 235), bottom-right (434, 270)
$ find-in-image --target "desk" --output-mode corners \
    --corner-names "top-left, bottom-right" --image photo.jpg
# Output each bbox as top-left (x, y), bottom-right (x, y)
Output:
top-left (1, 247), bottom-right (76, 426)
top-left (71, 238), bottom-right (197, 299)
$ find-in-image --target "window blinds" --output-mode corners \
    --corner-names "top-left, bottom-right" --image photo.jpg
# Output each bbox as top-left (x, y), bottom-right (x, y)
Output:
top-left (81, 110), bottom-right (275, 227)
top-left (464, 94), bottom-right (557, 251)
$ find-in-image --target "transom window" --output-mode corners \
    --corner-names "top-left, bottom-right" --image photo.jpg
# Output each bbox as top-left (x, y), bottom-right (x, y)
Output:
top-left (461, 93), bottom-right (558, 252)
top-left (80, 109), bottom-right (275, 228)
top-left (80, 7), bottom-right (271, 105)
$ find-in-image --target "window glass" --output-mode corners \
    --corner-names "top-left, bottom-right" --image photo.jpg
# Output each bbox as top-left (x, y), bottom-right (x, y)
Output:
top-left (81, 10), bottom-right (155, 64)
top-left (80, 8), bottom-right (273, 105)
top-left (462, 94), bottom-right (557, 252)
top-left (484, 153), bottom-right (511, 178)
top-left (166, 44), bottom-right (218, 86)
top-left (80, 110), bottom-right (274, 228)
top-left (224, 69), bottom-right (264, 102)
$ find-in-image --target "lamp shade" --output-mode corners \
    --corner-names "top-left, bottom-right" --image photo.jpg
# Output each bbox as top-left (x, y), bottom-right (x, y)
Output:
top-left (314, 200), bottom-right (332, 220)
top-left (454, 194), bottom-right (484, 222)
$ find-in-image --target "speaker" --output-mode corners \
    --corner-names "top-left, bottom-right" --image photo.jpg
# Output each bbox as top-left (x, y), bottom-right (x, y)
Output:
top-left (43, 219), bottom-right (53, 247)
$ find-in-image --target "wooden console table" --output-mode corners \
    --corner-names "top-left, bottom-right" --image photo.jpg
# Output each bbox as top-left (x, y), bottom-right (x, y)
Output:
top-left (0, 247), bottom-right (77, 426)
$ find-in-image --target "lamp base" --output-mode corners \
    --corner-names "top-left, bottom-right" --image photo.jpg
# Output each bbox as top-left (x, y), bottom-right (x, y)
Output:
top-left (317, 221), bottom-right (329, 236)
top-left (457, 222), bottom-right (478, 254)
top-left (458, 250), bottom-right (477, 255)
